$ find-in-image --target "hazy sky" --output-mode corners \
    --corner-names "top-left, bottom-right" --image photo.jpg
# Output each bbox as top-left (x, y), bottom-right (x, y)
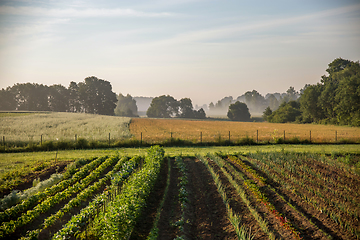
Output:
top-left (0, 0), bottom-right (359, 105)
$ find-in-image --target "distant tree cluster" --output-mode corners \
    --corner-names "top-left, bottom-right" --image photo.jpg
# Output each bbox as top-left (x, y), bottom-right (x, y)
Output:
top-left (264, 58), bottom-right (360, 126)
top-left (146, 95), bottom-right (206, 119)
top-left (227, 101), bottom-right (251, 121)
top-left (0, 76), bottom-right (117, 115)
top-left (208, 87), bottom-right (300, 116)
top-left (114, 94), bottom-right (139, 117)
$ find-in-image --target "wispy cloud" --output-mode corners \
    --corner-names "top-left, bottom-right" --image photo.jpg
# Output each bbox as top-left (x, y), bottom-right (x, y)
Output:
top-left (0, 6), bottom-right (175, 18)
top-left (150, 3), bottom-right (360, 45)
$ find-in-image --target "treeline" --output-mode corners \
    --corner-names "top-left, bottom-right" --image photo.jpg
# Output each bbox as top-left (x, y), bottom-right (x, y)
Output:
top-left (208, 87), bottom-right (300, 116)
top-left (146, 95), bottom-right (206, 119)
top-left (263, 58), bottom-right (360, 126)
top-left (0, 76), bottom-right (117, 115)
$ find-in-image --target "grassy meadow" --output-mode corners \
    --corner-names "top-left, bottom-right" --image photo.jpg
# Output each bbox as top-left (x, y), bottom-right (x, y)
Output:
top-left (130, 118), bottom-right (360, 143)
top-left (0, 112), bottom-right (131, 143)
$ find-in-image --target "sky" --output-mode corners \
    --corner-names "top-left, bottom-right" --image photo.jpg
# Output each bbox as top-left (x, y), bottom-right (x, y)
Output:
top-left (0, 0), bottom-right (359, 106)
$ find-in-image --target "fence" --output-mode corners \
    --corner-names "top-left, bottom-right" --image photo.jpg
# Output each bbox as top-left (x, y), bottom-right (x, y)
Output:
top-left (1, 129), bottom-right (359, 149)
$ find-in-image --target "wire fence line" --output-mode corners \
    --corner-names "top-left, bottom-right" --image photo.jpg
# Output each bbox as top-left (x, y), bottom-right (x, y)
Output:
top-left (1, 129), bottom-right (358, 147)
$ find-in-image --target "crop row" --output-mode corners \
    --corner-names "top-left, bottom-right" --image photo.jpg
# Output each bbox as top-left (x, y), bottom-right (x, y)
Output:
top-left (0, 157), bottom-right (97, 223)
top-left (51, 155), bottom-right (141, 240)
top-left (78, 146), bottom-right (165, 240)
top-left (246, 151), bottom-right (360, 239)
top-left (0, 155), bottom-right (113, 238)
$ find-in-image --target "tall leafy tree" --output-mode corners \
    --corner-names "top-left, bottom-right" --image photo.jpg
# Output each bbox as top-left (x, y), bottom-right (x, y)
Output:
top-left (267, 101), bottom-right (301, 123)
top-left (0, 88), bottom-right (16, 110)
top-left (78, 76), bottom-right (117, 115)
top-left (48, 84), bottom-right (69, 112)
top-left (146, 95), bottom-right (179, 118)
top-left (227, 101), bottom-right (251, 121)
top-left (114, 94), bottom-right (138, 117)
top-left (68, 81), bottom-right (81, 112)
top-left (10, 83), bottom-right (49, 111)
top-left (299, 84), bottom-right (324, 123)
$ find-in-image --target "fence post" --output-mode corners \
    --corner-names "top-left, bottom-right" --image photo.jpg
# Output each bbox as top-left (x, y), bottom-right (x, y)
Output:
top-left (228, 131), bottom-right (230, 142)
top-left (335, 131), bottom-right (337, 142)
top-left (170, 132), bottom-right (173, 142)
top-left (200, 132), bottom-right (202, 143)
top-left (2, 136), bottom-right (4, 146)
top-left (257, 130), bottom-right (258, 143)
top-left (140, 132), bottom-right (142, 145)
top-left (309, 130), bottom-right (311, 142)
top-left (284, 130), bottom-right (286, 141)
top-left (75, 134), bottom-right (77, 142)
top-left (41, 135), bottom-right (43, 146)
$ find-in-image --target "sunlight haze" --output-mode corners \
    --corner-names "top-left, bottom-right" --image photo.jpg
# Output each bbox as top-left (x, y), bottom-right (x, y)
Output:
top-left (0, 0), bottom-right (359, 105)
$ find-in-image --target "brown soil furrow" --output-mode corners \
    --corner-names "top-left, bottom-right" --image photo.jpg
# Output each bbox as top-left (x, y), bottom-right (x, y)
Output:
top-left (226, 157), bottom-right (328, 240)
top-left (156, 158), bottom-right (181, 240)
top-left (206, 159), bottom-right (268, 239)
top-left (245, 156), bottom-right (358, 240)
top-left (185, 158), bottom-right (235, 239)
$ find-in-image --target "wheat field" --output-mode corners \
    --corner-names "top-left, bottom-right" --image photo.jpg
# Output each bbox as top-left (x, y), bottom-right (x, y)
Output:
top-left (0, 112), bottom-right (132, 143)
top-left (129, 118), bottom-right (360, 143)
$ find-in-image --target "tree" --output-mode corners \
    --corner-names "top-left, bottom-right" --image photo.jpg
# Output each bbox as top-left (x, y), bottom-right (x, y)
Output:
top-left (194, 108), bottom-right (206, 119)
top-left (299, 84), bottom-right (324, 123)
top-left (114, 94), bottom-right (138, 117)
top-left (267, 101), bottom-right (301, 123)
top-left (68, 81), bottom-right (81, 112)
top-left (146, 95), bottom-right (179, 118)
top-left (178, 98), bottom-right (195, 118)
top-left (227, 101), bottom-right (251, 121)
top-left (48, 84), bottom-right (69, 112)
top-left (10, 83), bottom-right (49, 111)
top-left (262, 106), bottom-right (272, 121)
top-left (266, 94), bottom-right (279, 110)
top-left (333, 62), bottom-right (360, 126)
top-left (0, 88), bottom-right (16, 110)
top-left (78, 76), bottom-right (117, 115)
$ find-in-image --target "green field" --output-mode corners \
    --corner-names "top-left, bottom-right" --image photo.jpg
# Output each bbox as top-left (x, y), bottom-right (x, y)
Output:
top-left (0, 112), bottom-right (131, 143)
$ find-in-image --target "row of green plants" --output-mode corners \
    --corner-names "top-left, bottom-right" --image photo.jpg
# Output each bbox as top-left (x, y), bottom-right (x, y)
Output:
top-left (146, 157), bottom-right (171, 240)
top-left (3, 135), bottom-right (358, 153)
top-left (228, 155), bottom-right (302, 239)
top-left (78, 146), bottom-right (165, 240)
top-left (0, 157), bottom-right (97, 223)
top-left (246, 152), bottom-right (360, 238)
top-left (204, 154), bottom-right (274, 239)
top-left (0, 155), bottom-right (114, 238)
top-left (173, 156), bottom-right (189, 240)
top-left (51, 155), bottom-right (141, 240)
top-left (198, 154), bottom-right (257, 240)
top-left (21, 156), bottom-right (128, 240)
top-left (235, 154), bottom-right (333, 239)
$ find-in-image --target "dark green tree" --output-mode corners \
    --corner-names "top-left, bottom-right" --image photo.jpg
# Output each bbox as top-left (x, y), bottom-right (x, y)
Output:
top-left (146, 95), bottom-right (179, 118)
top-left (114, 94), bottom-right (138, 117)
top-left (0, 88), bottom-right (16, 110)
top-left (48, 84), bottom-right (69, 112)
top-left (194, 108), bottom-right (206, 119)
top-left (68, 81), bottom-right (81, 112)
top-left (334, 63), bottom-right (360, 126)
top-left (227, 101), bottom-right (251, 121)
top-left (178, 98), bottom-right (195, 118)
top-left (78, 76), bottom-right (117, 115)
top-left (299, 84), bottom-right (324, 123)
top-left (10, 83), bottom-right (49, 111)
top-left (267, 101), bottom-right (301, 123)
top-left (262, 106), bottom-right (272, 121)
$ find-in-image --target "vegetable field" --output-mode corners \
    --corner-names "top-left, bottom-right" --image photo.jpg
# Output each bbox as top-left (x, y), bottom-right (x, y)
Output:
top-left (0, 146), bottom-right (359, 239)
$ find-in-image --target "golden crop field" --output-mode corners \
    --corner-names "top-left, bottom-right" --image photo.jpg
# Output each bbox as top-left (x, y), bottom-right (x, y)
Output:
top-left (130, 118), bottom-right (360, 143)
